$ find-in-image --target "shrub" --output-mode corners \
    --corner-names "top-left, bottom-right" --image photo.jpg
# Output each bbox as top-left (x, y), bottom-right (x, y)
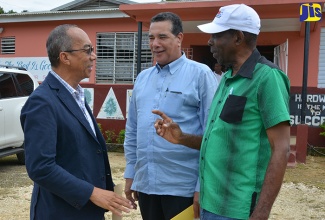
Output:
top-left (105, 130), bottom-right (116, 143)
top-left (320, 122), bottom-right (325, 137)
top-left (97, 123), bottom-right (105, 137)
top-left (97, 123), bottom-right (102, 133)
top-left (116, 129), bottom-right (125, 144)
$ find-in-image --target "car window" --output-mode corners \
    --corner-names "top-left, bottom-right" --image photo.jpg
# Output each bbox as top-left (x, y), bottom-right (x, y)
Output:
top-left (0, 73), bottom-right (34, 99)
top-left (14, 73), bottom-right (34, 96)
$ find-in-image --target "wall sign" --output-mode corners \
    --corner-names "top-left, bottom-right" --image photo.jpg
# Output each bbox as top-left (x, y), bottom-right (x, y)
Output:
top-left (0, 57), bottom-right (89, 82)
top-left (290, 93), bottom-right (325, 127)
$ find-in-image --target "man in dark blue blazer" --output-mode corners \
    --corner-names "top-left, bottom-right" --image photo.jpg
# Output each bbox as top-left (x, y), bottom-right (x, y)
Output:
top-left (20, 24), bottom-right (133, 220)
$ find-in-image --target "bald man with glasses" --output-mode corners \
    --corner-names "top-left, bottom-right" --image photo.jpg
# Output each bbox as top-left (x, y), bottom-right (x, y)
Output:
top-left (21, 24), bottom-right (133, 220)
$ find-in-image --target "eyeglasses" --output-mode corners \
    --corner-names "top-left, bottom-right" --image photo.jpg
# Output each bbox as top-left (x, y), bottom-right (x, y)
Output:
top-left (64, 46), bottom-right (94, 55)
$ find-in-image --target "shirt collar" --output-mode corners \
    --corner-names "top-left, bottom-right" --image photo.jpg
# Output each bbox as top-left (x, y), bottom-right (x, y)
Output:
top-left (50, 70), bottom-right (83, 95)
top-left (235, 49), bottom-right (261, 79)
top-left (155, 53), bottom-right (186, 75)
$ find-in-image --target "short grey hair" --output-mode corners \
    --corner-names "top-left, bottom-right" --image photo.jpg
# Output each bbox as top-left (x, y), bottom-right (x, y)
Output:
top-left (46, 24), bottom-right (78, 67)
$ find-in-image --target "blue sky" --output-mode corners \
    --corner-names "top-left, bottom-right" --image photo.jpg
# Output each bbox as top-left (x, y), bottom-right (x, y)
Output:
top-left (0, 0), bottom-right (160, 13)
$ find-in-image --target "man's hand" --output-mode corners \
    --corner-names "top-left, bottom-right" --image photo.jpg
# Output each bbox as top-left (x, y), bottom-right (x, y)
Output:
top-left (152, 109), bottom-right (183, 144)
top-left (90, 187), bottom-right (134, 217)
top-left (124, 178), bottom-right (138, 209)
top-left (152, 110), bottom-right (202, 150)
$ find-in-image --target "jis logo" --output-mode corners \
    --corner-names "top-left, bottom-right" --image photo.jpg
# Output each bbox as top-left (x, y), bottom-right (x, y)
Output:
top-left (300, 3), bottom-right (322, 22)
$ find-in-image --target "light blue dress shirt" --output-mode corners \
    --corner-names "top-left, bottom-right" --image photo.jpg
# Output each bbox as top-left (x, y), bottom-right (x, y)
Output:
top-left (124, 54), bottom-right (218, 197)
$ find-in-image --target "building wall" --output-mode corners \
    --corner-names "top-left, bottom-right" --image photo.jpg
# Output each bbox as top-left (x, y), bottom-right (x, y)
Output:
top-left (82, 83), bottom-right (133, 140)
top-left (1, 14), bottom-right (325, 146)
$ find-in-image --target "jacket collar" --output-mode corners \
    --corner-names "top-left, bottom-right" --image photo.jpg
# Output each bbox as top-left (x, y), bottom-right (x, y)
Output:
top-left (45, 73), bottom-right (99, 142)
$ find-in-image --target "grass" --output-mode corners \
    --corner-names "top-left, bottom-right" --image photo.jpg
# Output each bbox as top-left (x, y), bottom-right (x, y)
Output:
top-left (284, 156), bottom-right (325, 189)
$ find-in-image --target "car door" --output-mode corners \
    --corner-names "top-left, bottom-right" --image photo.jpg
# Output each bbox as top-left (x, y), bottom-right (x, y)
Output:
top-left (0, 72), bottom-right (34, 149)
top-left (0, 73), bottom-right (5, 146)
top-left (6, 72), bottom-right (35, 148)
top-left (0, 73), bottom-right (18, 148)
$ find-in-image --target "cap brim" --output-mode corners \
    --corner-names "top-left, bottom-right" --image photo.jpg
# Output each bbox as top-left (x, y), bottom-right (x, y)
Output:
top-left (197, 22), bottom-right (230, 34)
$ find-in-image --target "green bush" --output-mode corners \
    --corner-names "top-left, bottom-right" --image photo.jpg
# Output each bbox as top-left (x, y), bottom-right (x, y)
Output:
top-left (320, 122), bottom-right (325, 136)
top-left (98, 123), bottom-right (113, 142)
top-left (105, 130), bottom-right (116, 143)
top-left (116, 129), bottom-right (125, 144)
top-left (97, 123), bottom-right (103, 134)
top-left (96, 124), bottom-right (125, 146)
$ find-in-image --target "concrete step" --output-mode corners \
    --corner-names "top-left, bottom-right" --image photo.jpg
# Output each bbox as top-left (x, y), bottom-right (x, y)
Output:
top-left (287, 144), bottom-right (296, 168)
top-left (287, 161), bottom-right (297, 168)
top-left (290, 136), bottom-right (296, 145)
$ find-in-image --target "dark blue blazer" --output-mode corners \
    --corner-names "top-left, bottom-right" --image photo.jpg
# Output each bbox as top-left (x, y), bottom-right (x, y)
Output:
top-left (21, 73), bottom-right (114, 220)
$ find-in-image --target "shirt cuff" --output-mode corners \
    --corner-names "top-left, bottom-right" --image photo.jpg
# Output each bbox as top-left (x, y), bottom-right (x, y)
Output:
top-left (124, 163), bottom-right (136, 179)
top-left (195, 178), bottom-right (200, 192)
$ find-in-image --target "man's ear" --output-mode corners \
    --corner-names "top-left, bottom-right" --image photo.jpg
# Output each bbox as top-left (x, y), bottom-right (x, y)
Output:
top-left (176, 32), bottom-right (184, 47)
top-left (235, 31), bottom-right (245, 45)
top-left (58, 52), bottom-right (71, 65)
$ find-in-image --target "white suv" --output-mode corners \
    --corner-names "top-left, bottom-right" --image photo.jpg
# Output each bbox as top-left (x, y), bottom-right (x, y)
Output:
top-left (0, 65), bottom-right (39, 164)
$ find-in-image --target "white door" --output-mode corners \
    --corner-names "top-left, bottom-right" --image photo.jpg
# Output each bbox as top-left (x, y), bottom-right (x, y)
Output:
top-left (274, 39), bottom-right (288, 75)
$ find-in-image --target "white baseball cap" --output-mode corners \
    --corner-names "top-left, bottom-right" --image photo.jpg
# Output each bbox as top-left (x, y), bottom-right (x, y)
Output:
top-left (197, 4), bottom-right (261, 35)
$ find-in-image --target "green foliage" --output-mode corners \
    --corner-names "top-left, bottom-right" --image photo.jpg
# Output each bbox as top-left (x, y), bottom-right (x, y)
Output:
top-left (96, 123), bottom-right (125, 145)
top-left (116, 129), bottom-right (125, 144)
top-left (320, 122), bottom-right (325, 136)
top-left (0, 6), bottom-right (17, 14)
top-left (105, 130), bottom-right (116, 143)
top-left (97, 123), bottom-right (103, 134)
top-left (98, 123), bottom-right (113, 143)
top-left (7, 10), bottom-right (17, 14)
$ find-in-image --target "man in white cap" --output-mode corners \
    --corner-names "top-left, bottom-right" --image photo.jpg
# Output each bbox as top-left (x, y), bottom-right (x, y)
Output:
top-left (153, 4), bottom-right (290, 220)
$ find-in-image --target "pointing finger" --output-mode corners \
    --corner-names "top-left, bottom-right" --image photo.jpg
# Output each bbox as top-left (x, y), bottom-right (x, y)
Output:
top-left (152, 110), bottom-right (172, 122)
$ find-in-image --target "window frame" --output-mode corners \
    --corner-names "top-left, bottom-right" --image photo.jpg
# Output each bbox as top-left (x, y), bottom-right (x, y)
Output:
top-left (1, 37), bottom-right (16, 54)
top-left (95, 32), bottom-right (152, 84)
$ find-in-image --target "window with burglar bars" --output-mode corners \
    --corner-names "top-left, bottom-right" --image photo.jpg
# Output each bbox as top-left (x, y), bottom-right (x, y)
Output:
top-left (1, 37), bottom-right (15, 54)
top-left (182, 48), bottom-right (193, 60)
top-left (96, 32), bottom-right (152, 84)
